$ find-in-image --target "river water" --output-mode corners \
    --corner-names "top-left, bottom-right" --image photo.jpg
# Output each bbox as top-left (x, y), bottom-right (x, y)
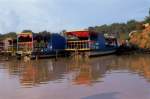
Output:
top-left (0, 54), bottom-right (150, 99)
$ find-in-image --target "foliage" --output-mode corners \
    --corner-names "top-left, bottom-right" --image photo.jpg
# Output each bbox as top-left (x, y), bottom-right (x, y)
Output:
top-left (144, 16), bottom-right (150, 23)
top-left (22, 30), bottom-right (33, 33)
top-left (129, 26), bottom-right (150, 49)
top-left (0, 32), bottom-right (17, 40)
top-left (89, 20), bottom-right (144, 39)
top-left (129, 9), bottom-right (150, 49)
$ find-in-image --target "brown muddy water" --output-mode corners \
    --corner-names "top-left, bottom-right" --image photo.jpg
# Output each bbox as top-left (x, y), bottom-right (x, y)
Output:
top-left (0, 54), bottom-right (150, 99)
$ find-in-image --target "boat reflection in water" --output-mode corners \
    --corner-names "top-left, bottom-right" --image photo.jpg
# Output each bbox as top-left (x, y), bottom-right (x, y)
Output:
top-left (3, 54), bottom-right (150, 87)
top-left (7, 59), bottom-right (69, 87)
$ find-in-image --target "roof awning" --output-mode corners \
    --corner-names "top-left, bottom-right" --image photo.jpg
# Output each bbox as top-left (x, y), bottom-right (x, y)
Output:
top-left (66, 31), bottom-right (90, 38)
top-left (18, 33), bottom-right (32, 38)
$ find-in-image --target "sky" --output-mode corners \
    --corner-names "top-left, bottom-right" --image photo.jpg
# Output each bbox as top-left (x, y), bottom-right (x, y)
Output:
top-left (0, 0), bottom-right (150, 33)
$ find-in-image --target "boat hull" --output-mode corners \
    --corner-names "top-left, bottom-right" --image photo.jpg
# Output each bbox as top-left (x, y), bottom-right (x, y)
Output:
top-left (88, 48), bottom-right (117, 57)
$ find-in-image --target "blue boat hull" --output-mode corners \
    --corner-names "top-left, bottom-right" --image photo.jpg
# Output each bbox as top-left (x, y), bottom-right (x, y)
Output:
top-left (31, 50), bottom-right (69, 59)
top-left (88, 47), bottom-right (117, 57)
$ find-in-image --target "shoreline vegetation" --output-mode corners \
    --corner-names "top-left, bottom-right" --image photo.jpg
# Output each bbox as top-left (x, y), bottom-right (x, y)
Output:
top-left (0, 9), bottom-right (150, 55)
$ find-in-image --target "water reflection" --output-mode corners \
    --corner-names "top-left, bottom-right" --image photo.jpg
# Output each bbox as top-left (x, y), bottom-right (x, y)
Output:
top-left (19, 60), bottom-right (69, 87)
top-left (108, 55), bottom-right (150, 82)
top-left (82, 92), bottom-right (119, 99)
top-left (1, 54), bottom-right (150, 87)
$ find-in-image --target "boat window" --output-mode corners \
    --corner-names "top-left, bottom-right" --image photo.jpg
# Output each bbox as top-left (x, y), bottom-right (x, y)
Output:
top-left (18, 35), bottom-right (32, 42)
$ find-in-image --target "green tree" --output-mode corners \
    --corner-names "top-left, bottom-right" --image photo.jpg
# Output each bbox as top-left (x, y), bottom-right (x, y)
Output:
top-left (0, 32), bottom-right (17, 40)
top-left (145, 17), bottom-right (150, 23)
top-left (22, 30), bottom-right (33, 33)
top-left (143, 8), bottom-right (150, 23)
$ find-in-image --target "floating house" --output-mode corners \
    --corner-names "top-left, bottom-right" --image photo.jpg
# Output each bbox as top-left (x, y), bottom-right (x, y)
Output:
top-left (0, 41), bottom-right (4, 52)
top-left (65, 30), bottom-right (91, 51)
top-left (0, 37), bottom-right (17, 54)
top-left (65, 30), bottom-right (118, 57)
top-left (17, 32), bottom-right (33, 55)
top-left (17, 32), bottom-right (66, 58)
top-left (16, 30), bottom-right (118, 58)
top-left (32, 33), bottom-right (66, 58)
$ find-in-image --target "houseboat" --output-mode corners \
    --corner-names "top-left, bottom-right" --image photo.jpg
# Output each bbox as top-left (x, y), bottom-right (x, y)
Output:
top-left (16, 32), bottom-right (33, 55)
top-left (0, 37), bottom-right (17, 55)
top-left (65, 30), bottom-right (118, 57)
top-left (32, 33), bottom-right (67, 58)
top-left (16, 32), bottom-right (66, 59)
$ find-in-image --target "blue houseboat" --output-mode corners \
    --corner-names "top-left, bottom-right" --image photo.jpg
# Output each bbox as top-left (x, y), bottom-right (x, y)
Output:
top-left (32, 33), bottom-right (66, 58)
top-left (17, 32), bottom-right (66, 59)
top-left (65, 30), bottom-right (118, 57)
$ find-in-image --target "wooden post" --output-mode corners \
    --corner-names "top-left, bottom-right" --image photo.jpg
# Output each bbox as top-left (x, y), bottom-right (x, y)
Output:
top-left (36, 55), bottom-right (38, 60)
top-left (55, 50), bottom-right (58, 61)
top-left (31, 33), bottom-right (34, 52)
top-left (17, 34), bottom-right (19, 52)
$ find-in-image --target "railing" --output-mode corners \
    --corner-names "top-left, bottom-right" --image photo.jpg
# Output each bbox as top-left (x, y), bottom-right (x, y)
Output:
top-left (66, 40), bottom-right (91, 51)
top-left (17, 42), bottom-right (33, 52)
top-left (0, 45), bottom-right (17, 52)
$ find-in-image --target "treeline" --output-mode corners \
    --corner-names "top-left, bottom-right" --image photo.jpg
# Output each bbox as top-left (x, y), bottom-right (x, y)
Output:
top-left (0, 32), bottom-right (17, 40)
top-left (0, 30), bottom-right (52, 40)
top-left (88, 9), bottom-right (150, 39)
top-left (89, 20), bottom-right (143, 34)
top-left (89, 17), bottom-right (150, 34)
